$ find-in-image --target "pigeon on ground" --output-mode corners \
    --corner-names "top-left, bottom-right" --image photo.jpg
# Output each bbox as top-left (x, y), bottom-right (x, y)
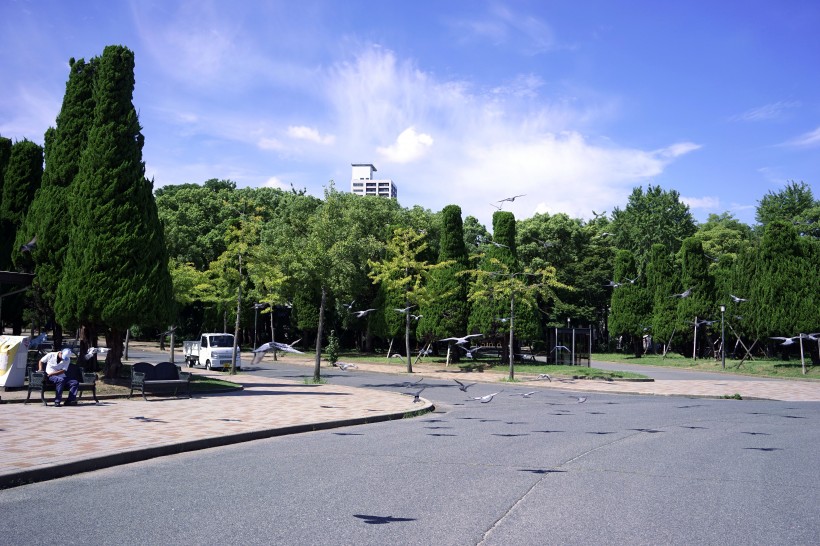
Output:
top-left (337, 362), bottom-right (358, 371)
top-left (570, 395), bottom-right (588, 403)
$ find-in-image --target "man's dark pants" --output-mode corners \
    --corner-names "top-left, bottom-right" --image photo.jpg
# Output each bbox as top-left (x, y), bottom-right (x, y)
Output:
top-left (49, 374), bottom-right (79, 404)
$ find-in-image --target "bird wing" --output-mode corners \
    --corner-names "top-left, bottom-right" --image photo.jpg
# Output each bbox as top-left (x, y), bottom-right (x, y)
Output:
top-left (253, 342), bottom-right (274, 353)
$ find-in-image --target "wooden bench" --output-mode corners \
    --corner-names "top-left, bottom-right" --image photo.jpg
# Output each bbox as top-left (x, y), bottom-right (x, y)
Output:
top-left (25, 364), bottom-right (98, 406)
top-left (129, 361), bottom-right (192, 401)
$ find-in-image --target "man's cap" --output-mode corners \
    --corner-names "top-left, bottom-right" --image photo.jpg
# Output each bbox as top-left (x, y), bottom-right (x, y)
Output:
top-left (60, 348), bottom-right (72, 361)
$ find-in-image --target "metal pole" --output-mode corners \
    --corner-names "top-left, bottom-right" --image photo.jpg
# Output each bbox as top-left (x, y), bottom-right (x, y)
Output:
top-left (254, 306), bottom-right (258, 351)
top-left (720, 306), bottom-right (725, 369)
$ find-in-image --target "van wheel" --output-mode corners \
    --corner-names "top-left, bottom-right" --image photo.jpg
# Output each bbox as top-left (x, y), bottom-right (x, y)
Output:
top-left (205, 360), bottom-right (211, 370)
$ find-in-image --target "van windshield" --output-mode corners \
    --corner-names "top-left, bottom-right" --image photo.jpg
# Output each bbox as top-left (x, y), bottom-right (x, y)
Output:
top-left (209, 335), bottom-right (235, 347)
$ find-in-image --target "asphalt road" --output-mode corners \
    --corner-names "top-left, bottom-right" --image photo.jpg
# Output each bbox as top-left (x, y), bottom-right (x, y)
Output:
top-left (3, 362), bottom-right (818, 545)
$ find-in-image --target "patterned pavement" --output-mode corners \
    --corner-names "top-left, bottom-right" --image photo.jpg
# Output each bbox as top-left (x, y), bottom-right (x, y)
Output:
top-left (2, 355), bottom-right (819, 489)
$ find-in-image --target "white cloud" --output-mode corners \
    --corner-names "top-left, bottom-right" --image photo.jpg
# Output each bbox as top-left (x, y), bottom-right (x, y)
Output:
top-left (287, 125), bottom-right (335, 145)
top-left (681, 196), bottom-right (720, 210)
top-left (783, 126), bottom-right (820, 148)
top-left (257, 137), bottom-right (284, 151)
top-left (730, 100), bottom-right (800, 122)
top-left (377, 127), bottom-right (434, 163)
top-left (264, 176), bottom-right (290, 190)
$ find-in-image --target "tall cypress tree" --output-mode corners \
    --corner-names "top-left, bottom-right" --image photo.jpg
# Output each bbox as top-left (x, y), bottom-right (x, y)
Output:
top-left (676, 237), bottom-right (717, 357)
top-left (417, 205), bottom-right (469, 355)
top-left (55, 45), bottom-right (172, 377)
top-left (646, 243), bottom-right (678, 352)
top-left (608, 249), bottom-right (649, 356)
top-left (0, 135), bottom-right (11, 212)
top-left (0, 139), bottom-right (43, 333)
top-left (15, 58), bottom-right (97, 348)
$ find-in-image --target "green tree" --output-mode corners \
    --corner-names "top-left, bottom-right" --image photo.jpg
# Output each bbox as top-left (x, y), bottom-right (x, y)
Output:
top-left (756, 181), bottom-right (815, 226)
top-left (369, 226), bottom-right (451, 373)
top-left (55, 45), bottom-right (173, 378)
top-left (13, 57), bottom-right (96, 347)
top-left (608, 250), bottom-right (650, 356)
top-left (676, 237), bottom-right (717, 358)
top-left (610, 185), bottom-right (696, 265)
top-left (1, 139), bottom-right (43, 268)
top-left (466, 258), bottom-right (567, 379)
top-left (417, 205), bottom-right (469, 354)
top-left (645, 243), bottom-right (678, 353)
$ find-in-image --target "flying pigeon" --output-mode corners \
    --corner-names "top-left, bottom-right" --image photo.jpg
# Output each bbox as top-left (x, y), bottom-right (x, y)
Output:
top-left (498, 194), bottom-right (526, 203)
top-left (439, 334), bottom-right (483, 346)
top-left (537, 373), bottom-right (552, 382)
top-left (404, 386), bottom-right (427, 403)
top-left (394, 305), bottom-right (415, 314)
top-left (337, 362), bottom-right (358, 371)
top-left (471, 392), bottom-right (500, 403)
top-left (353, 308), bottom-right (376, 318)
top-left (670, 288), bottom-right (693, 298)
top-left (604, 280), bottom-right (621, 288)
top-left (453, 378), bottom-right (476, 392)
top-left (83, 347), bottom-right (109, 360)
top-left (730, 294), bottom-right (747, 303)
top-left (20, 236), bottom-right (36, 252)
top-left (403, 377), bottom-right (423, 388)
top-left (252, 339), bottom-right (303, 364)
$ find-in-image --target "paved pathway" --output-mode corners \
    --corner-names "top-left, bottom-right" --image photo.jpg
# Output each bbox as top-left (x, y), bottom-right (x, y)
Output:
top-left (0, 368), bottom-right (431, 488)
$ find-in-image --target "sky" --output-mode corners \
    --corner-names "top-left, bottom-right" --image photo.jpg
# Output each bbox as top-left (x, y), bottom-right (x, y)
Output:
top-left (1, 0), bottom-right (818, 229)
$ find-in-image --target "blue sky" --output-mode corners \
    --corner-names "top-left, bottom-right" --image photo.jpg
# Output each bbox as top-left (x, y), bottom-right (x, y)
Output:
top-left (1, 0), bottom-right (818, 229)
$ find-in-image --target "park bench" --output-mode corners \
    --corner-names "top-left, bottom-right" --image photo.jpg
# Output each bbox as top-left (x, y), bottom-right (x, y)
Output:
top-left (129, 361), bottom-right (192, 401)
top-left (25, 364), bottom-right (99, 406)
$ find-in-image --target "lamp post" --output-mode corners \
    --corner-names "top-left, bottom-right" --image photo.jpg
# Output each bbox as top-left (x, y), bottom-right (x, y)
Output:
top-left (720, 304), bottom-right (726, 370)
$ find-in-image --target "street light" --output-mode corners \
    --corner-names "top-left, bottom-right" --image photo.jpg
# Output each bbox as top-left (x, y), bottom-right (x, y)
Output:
top-left (720, 304), bottom-right (726, 369)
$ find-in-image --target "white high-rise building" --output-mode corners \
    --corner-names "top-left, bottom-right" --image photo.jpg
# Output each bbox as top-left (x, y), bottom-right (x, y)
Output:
top-left (350, 163), bottom-right (397, 198)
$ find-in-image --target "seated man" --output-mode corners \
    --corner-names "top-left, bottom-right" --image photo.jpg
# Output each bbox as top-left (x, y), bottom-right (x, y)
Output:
top-left (38, 348), bottom-right (79, 407)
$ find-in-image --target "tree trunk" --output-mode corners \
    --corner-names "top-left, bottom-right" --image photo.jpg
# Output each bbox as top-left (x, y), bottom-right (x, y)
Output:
top-left (104, 328), bottom-right (125, 380)
top-left (313, 285), bottom-right (326, 382)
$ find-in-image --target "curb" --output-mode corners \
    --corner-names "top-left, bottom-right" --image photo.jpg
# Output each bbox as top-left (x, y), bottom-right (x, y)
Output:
top-left (0, 402), bottom-right (434, 490)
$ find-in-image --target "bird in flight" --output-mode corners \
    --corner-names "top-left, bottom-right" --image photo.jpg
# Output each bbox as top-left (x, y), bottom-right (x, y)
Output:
top-left (453, 379), bottom-right (476, 392)
top-left (440, 334), bottom-right (483, 346)
top-left (83, 347), bottom-right (109, 360)
top-left (353, 308), bottom-right (376, 318)
top-left (512, 391), bottom-right (538, 398)
top-left (670, 288), bottom-right (693, 298)
top-left (471, 391), bottom-right (500, 403)
top-left (252, 339), bottom-right (303, 364)
top-left (537, 373), bottom-right (552, 382)
top-left (770, 336), bottom-right (800, 346)
top-left (532, 237), bottom-right (556, 248)
top-left (488, 241), bottom-right (509, 248)
top-left (409, 314), bottom-right (423, 321)
top-left (592, 210), bottom-right (607, 219)
top-left (730, 294), bottom-right (747, 303)
top-left (20, 236), bottom-right (37, 252)
top-left (499, 194), bottom-right (526, 203)
top-left (337, 362), bottom-right (358, 371)
top-left (342, 299), bottom-right (355, 310)
top-left (625, 275), bottom-right (640, 284)
top-left (604, 280), bottom-right (621, 288)
top-left (570, 395), bottom-right (588, 403)
top-left (550, 345), bottom-right (569, 354)
top-left (394, 305), bottom-right (415, 314)
top-left (404, 386), bottom-right (427, 403)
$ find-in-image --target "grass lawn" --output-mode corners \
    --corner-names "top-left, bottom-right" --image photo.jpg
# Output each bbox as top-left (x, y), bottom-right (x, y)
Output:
top-left (592, 352), bottom-right (820, 380)
top-left (324, 352), bottom-right (649, 380)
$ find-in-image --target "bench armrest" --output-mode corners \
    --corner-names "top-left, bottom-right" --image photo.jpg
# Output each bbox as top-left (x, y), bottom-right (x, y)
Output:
top-left (131, 371), bottom-right (146, 387)
top-left (82, 372), bottom-right (97, 384)
top-left (30, 371), bottom-right (46, 388)
top-left (178, 371), bottom-right (192, 383)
